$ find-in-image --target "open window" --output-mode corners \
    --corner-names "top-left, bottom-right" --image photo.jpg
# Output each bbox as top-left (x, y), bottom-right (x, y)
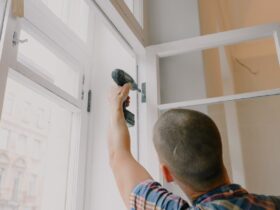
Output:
top-left (0, 1), bottom-right (92, 209)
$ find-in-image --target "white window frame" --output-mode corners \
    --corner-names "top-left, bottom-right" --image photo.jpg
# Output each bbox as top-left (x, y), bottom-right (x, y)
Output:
top-left (93, 0), bottom-right (146, 54)
top-left (110, 0), bottom-right (144, 41)
top-left (0, 1), bottom-right (92, 210)
top-left (142, 23), bottom-right (280, 183)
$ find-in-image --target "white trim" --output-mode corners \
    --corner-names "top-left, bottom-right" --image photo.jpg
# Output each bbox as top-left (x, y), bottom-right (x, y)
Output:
top-left (24, 0), bottom-right (91, 64)
top-left (158, 88), bottom-right (280, 111)
top-left (95, 0), bottom-right (145, 54)
top-left (66, 112), bottom-right (82, 210)
top-left (0, 2), bottom-right (90, 210)
top-left (273, 29), bottom-right (280, 64)
top-left (7, 68), bottom-right (88, 210)
top-left (0, 0), bottom-right (17, 118)
top-left (9, 66), bottom-right (82, 110)
top-left (141, 49), bottom-right (161, 180)
top-left (218, 47), bottom-right (246, 187)
top-left (18, 19), bottom-right (85, 99)
top-left (0, 0), bottom-right (8, 37)
top-left (19, 19), bottom-right (84, 72)
top-left (147, 23), bottom-right (280, 58)
top-left (91, 0), bottom-right (136, 58)
top-left (111, 0), bottom-right (144, 43)
top-left (11, 62), bottom-right (82, 109)
top-left (133, 0), bottom-right (144, 28)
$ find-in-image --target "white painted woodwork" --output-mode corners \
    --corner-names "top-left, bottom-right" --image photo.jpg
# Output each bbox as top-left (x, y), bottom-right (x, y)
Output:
top-left (24, 0), bottom-right (91, 64)
top-left (0, 2), bottom-right (91, 210)
top-left (84, 17), bottom-right (138, 210)
top-left (273, 28), bottom-right (280, 65)
top-left (0, 0), bottom-right (18, 119)
top-left (12, 61), bottom-right (82, 108)
top-left (110, 0), bottom-right (144, 44)
top-left (219, 47), bottom-right (246, 187)
top-left (142, 49), bottom-right (161, 180)
top-left (158, 88), bottom-right (280, 111)
top-left (95, 0), bottom-right (145, 54)
top-left (147, 23), bottom-right (280, 59)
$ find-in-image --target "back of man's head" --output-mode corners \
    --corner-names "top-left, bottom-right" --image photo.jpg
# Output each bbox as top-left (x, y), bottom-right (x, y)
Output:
top-left (153, 109), bottom-right (224, 191)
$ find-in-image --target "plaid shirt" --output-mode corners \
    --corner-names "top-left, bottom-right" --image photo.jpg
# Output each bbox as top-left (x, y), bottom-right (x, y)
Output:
top-left (130, 180), bottom-right (280, 210)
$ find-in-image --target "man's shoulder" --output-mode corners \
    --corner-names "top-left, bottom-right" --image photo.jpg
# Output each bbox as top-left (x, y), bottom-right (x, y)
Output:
top-left (130, 180), bottom-right (190, 210)
top-left (130, 180), bottom-right (280, 210)
top-left (195, 194), bottom-right (280, 210)
top-left (255, 194), bottom-right (280, 209)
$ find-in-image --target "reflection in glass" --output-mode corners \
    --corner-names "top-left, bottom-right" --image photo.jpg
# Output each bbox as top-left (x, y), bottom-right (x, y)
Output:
top-left (0, 76), bottom-right (74, 210)
top-left (41, 0), bottom-right (90, 41)
top-left (18, 30), bottom-right (80, 98)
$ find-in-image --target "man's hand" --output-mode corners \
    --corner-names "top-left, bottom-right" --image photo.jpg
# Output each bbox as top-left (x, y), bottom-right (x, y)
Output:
top-left (108, 83), bottom-right (131, 114)
top-left (108, 84), bottom-right (152, 209)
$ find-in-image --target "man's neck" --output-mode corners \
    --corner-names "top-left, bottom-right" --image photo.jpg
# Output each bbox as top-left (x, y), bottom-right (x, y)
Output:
top-left (176, 174), bottom-right (231, 202)
top-left (188, 181), bottom-right (231, 201)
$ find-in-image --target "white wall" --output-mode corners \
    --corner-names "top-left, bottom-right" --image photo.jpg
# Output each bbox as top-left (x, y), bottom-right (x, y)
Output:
top-left (159, 52), bottom-right (206, 104)
top-left (146, 0), bottom-right (201, 45)
top-left (85, 15), bottom-right (137, 210)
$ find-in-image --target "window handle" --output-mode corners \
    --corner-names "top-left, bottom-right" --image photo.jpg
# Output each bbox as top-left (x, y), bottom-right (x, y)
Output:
top-left (12, 32), bottom-right (28, 47)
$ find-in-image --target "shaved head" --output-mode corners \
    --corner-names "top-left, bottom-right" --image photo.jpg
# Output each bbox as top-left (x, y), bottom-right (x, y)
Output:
top-left (153, 109), bottom-right (224, 191)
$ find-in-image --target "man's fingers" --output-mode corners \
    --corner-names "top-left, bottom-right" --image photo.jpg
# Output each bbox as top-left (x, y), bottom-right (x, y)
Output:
top-left (119, 84), bottom-right (131, 100)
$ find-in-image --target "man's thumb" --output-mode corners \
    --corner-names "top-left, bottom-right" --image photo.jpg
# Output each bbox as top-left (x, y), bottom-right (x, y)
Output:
top-left (119, 83), bottom-right (131, 100)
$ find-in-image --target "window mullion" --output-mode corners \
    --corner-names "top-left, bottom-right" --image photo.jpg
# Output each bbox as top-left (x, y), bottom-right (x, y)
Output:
top-left (0, 0), bottom-right (19, 118)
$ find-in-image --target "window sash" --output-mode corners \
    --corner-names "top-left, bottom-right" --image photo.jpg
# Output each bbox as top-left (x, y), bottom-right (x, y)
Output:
top-left (17, 19), bottom-right (84, 101)
top-left (24, 0), bottom-right (93, 64)
top-left (0, 2), bottom-right (90, 210)
top-left (4, 69), bottom-right (83, 210)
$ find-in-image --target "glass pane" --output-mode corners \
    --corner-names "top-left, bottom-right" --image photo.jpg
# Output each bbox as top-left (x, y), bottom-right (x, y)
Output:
top-left (40, 0), bottom-right (90, 41)
top-left (161, 94), bottom-right (280, 195)
top-left (159, 37), bottom-right (280, 104)
top-left (18, 29), bottom-right (80, 98)
top-left (0, 76), bottom-right (74, 210)
top-left (0, 128), bottom-right (9, 149)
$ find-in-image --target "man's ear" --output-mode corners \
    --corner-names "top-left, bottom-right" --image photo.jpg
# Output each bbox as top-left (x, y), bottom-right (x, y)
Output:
top-left (160, 164), bottom-right (174, 183)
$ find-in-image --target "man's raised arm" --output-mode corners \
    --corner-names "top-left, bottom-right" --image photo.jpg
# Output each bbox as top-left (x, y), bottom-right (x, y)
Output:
top-left (107, 84), bottom-right (152, 209)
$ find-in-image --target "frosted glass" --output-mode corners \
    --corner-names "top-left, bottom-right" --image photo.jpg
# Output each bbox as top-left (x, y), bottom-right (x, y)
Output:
top-left (41, 0), bottom-right (90, 41)
top-left (0, 77), bottom-right (74, 210)
top-left (18, 30), bottom-right (80, 98)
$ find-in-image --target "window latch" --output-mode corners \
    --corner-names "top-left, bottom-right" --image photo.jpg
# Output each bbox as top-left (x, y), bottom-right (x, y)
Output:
top-left (12, 32), bottom-right (28, 47)
top-left (87, 90), bottom-right (92, 113)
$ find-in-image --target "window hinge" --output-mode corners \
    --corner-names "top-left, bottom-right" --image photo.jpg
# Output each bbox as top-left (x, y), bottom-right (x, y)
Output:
top-left (12, 32), bottom-right (28, 47)
top-left (81, 90), bottom-right (85, 100)
top-left (82, 74), bottom-right (85, 85)
top-left (87, 90), bottom-right (92, 113)
top-left (141, 82), bottom-right (146, 103)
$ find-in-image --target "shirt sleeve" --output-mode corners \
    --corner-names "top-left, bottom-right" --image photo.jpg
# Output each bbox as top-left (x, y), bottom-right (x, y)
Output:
top-left (129, 180), bottom-right (190, 210)
top-left (270, 196), bottom-right (280, 209)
